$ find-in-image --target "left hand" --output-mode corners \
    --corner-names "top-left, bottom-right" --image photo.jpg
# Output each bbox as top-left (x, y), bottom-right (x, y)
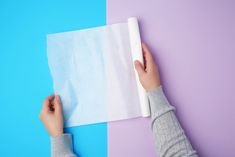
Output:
top-left (39, 94), bottom-right (64, 136)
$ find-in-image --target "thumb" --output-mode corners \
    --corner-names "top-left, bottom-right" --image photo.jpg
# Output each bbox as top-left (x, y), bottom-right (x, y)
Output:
top-left (53, 95), bottom-right (62, 114)
top-left (134, 60), bottom-right (145, 77)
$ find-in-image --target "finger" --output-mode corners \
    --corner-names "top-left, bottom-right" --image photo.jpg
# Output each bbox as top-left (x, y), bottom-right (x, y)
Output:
top-left (42, 94), bottom-right (55, 111)
top-left (142, 43), bottom-right (154, 70)
top-left (53, 95), bottom-right (62, 114)
top-left (134, 60), bottom-right (146, 77)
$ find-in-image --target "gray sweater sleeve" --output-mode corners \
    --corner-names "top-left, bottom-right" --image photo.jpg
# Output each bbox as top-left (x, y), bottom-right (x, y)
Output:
top-left (147, 86), bottom-right (198, 157)
top-left (50, 134), bottom-right (77, 157)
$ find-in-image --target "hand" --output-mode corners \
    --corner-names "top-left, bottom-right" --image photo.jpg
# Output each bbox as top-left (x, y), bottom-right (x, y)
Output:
top-left (134, 43), bottom-right (161, 91)
top-left (39, 94), bottom-right (64, 136)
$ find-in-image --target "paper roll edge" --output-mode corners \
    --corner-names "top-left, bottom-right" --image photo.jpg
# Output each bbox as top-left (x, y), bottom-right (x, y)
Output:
top-left (127, 17), bottom-right (150, 117)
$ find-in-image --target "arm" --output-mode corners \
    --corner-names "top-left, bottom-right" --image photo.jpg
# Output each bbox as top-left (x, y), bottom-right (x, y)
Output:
top-left (39, 95), bottom-right (77, 157)
top-left (147, 87), bottom-right (197, 157)
top-left (134, 43), bottom-right (198, 157)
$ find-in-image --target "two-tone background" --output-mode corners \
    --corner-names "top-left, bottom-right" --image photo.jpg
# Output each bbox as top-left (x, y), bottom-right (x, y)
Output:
top-left (1, 0), bottom-right (235, 156)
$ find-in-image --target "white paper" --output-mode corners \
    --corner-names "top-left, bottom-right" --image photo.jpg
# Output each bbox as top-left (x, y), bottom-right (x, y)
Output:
top-left (47, 17), bottom-right (149, 127)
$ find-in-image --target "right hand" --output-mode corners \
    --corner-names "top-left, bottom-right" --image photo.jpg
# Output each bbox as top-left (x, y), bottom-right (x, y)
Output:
top-left (134, 43), bottom-right (161, 91)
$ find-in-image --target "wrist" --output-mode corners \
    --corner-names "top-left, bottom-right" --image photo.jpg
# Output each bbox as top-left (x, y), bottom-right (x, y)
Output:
top-left (145, 83), bottom-right (161, 92)
top-left (50, 129), bottom-right (63, 137)
top-left (146, 85), bottom-right (161, 92)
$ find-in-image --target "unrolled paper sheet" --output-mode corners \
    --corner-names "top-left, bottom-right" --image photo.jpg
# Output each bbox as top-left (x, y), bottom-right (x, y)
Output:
top-left (47, 17), bottom-right (149, 127)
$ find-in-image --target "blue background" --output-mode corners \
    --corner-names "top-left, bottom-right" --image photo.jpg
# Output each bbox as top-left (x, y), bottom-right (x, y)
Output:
top-left (0, 0), bottom-right (107, 156)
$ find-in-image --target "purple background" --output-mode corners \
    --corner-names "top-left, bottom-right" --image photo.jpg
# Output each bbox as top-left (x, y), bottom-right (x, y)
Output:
top-left (107, 0), bottom-right (235, 156)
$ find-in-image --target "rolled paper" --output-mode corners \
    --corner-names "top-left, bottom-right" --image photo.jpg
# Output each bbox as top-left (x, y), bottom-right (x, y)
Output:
top-left (128, 17), bottom-right (150, 117)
